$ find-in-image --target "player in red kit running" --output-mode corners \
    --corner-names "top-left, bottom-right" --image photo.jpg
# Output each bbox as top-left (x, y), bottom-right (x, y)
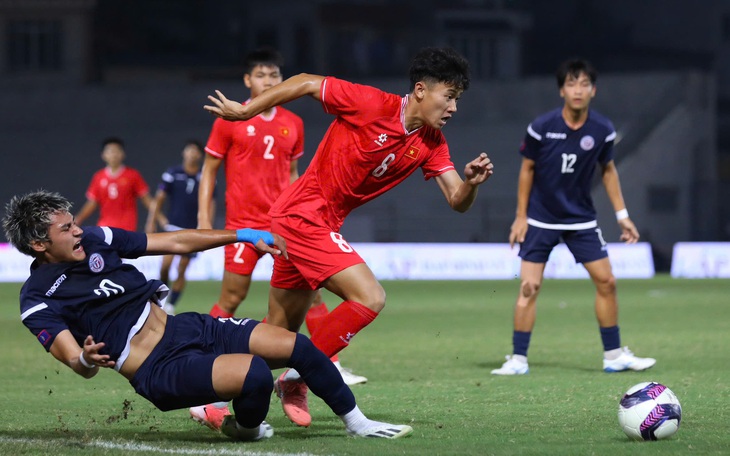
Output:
top-left (205, 47), bottom-right (494, 428)
top-left (75, 137), bottom-right (155, 231)
top-left (192, 48), bottom-right (364, 431)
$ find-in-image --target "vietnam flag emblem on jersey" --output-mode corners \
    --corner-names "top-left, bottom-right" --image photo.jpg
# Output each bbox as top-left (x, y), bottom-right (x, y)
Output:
top-left (280, 127), bottom-right (290, 136)
top-left (405, 146), bottom-right (420, 160)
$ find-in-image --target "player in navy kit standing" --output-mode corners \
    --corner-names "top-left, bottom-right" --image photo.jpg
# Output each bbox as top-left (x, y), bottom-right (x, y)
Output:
top-left (146, 140), bottom-right (214, 314)
top-left (4, 190), bottom-right (413, 440)
top-left (491, 59), bottom-right (656, 375)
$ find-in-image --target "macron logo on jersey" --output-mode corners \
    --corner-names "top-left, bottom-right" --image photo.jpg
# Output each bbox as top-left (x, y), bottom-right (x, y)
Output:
top-left (545, 132), bottom-right (567, 139)
top-left (45, 273), bottom-right (67, 297)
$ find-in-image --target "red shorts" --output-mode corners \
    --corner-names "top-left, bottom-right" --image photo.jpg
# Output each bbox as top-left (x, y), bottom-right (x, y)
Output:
top-left (270, 216), bottom-right (365, 290)
top-left (223, 242), bottom-right (264, 275)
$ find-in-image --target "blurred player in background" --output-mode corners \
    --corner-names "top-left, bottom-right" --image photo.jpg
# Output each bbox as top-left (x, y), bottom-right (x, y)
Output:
top-left (146, 140), bottom-right (214, 315)
top-left (4, 190), bottom-right (412, 441)
top-left (491, 58), bottom-right (656, 376)
top-left (194, 48), bottom-right (365, 430)
top-left (205, 46), bottom-right (494, 428)
top-left (75, 137), bottom-right (155, 231)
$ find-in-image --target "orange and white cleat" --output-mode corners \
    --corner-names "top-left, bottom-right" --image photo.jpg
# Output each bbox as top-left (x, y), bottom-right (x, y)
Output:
top-left (189, 403), bottom-right (231, 431)
top-left (274, 370), bottom-right (311, 427)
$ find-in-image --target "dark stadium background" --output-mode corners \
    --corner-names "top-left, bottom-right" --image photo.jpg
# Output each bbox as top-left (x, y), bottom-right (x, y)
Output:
top-left (1, 0), bottom-right (727, 272)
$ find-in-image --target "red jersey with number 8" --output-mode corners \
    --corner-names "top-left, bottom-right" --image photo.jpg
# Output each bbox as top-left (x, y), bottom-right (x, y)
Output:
top-left (269, 77), bottom-right (455, 230)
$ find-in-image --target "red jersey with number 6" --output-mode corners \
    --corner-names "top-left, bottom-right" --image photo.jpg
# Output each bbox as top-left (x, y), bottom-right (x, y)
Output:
top-left (269, 77), bottom-right (455, 230)
top-left (205, 104), bottom-right (304, 230)
top-left (85, 166), bottom-right (149, 230)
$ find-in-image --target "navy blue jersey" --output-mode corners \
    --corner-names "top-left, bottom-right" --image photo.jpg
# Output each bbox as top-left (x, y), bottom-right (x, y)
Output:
top-left (158, 165), bottom-right (203, 229)
top-left (520, 107), bottom-right (616, 228)
top-left (19, 226), bottom-right (168, 370)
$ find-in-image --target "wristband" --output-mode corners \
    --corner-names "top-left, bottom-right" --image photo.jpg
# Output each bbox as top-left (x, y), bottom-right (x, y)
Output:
top-left (615, 209), bottom-right (629, 221)
top-left (79, 350), bottom-right (96, 369)
top-left (236, 228), bottom-right (275, 246)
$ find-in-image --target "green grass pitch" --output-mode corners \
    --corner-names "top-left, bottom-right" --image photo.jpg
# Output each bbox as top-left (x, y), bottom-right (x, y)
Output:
top-left (0, 276), bottom-right (727, 455)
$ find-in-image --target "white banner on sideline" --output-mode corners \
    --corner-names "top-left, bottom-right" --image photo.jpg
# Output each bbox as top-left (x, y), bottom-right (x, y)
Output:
top-left (670, 242), bottom-right (730, 278)
top-left (0, 242), bottom-right (654, 282)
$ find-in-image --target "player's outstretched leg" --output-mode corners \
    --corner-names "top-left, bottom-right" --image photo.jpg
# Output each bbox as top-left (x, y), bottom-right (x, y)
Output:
top-left (284, 333), bottom-right (413, 438)
top-left (603, 347), bottom-right (656, 373)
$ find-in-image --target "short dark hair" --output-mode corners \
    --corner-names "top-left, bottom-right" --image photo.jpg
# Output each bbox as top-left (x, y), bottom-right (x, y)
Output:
top-left (409, 47), bottom-right (470, 92)
top-left (3, 190), bottom-right (72, 256)
top-left (184, 139), bottom-right (204, 153)
top-left (243, 47), bottom-right (284, 75)
top-left (101, 137), bottom-right (125, 149)
top-left (556, 59), bottom-right (597, 88)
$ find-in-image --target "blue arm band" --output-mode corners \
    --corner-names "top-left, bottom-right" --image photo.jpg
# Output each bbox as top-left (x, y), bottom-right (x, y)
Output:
top-left (235, 228), bottom-right (275, 246)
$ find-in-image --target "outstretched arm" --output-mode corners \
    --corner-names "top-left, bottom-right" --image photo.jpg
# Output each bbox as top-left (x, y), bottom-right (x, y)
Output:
top-left (204, 73), bottom-right (325, 121)
top-left (433, 153), bottom-right (494, 213)
top-left (145, 228), bottom-right (288, 259)
top-left (50, 331), bottom-right (112, 378)
top-left (602, 160), bottom-right (639, 243)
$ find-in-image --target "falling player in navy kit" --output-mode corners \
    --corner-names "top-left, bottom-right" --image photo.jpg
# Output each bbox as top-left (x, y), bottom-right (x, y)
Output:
top-left (3, 190), bottom-right (412, 440)
top-left (491, 59), bottom-right (656, 375)
top-left (145, 140), bottom-right (214, 314)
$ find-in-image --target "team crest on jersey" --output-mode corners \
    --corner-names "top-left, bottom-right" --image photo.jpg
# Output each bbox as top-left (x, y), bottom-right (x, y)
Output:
top-left (88, 253), bottom-right (105, 273)
top-left (280, 127), bottom-right (289, 136)
top-left (580, 135), bottom-right (595, 151)
top-left (246, 125), bottom-right (256, 136)
top-left (405, 146), bottom-right (420, 160)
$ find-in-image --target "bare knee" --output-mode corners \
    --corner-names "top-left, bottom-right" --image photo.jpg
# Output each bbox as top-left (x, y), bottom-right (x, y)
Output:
top-left (357, 286), bottom-right (386, 313)
top-left (520, 280), bottom-right (541, 299)
top-left (594, 275), bottom-right (617, 296)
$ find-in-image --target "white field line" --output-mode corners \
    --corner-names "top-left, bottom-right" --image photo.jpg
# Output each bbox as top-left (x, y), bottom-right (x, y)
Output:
top-left (0, 436), bottom-right (325, 456)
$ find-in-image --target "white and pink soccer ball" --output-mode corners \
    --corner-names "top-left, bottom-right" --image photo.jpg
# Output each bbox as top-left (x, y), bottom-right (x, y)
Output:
top-left (617, 382), bottom-right (682, 441)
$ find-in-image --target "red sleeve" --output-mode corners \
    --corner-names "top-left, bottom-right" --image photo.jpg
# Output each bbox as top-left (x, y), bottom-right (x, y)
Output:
top-left (85, 171), bottom-right (102, 201)
top-left (130, 169), bottom-right (149, 196)
top-left (421, 137), bottom-right (455, 180)
top-left (205, 117), bottom-right (233, 159)
top-left (320, 77), bottom-right (394, 127)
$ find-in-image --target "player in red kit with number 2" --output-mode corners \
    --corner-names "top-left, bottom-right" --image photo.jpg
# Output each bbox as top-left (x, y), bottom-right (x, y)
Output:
top-left (205, 47), bottom-right (494, 428)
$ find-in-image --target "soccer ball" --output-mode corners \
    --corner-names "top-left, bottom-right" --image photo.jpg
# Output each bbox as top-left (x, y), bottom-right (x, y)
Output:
top-left (617, 382), bottom-right (682, 441)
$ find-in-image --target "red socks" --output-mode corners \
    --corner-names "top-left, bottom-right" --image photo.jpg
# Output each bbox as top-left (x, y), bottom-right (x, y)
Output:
top-left (306, 302), bottom-right (339, 362)
top-left (209, 303), bottom-right (234, 319)
top-left (310, 300), bottom-right (378, 358)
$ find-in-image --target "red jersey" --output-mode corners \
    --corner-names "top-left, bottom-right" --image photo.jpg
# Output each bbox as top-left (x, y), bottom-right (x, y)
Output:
top-left (270, 77), bottom-right (455, 230)
top-left (206, 104), bottom-right (304, 230)
top-left (85, 166), bottom-right (149, 230)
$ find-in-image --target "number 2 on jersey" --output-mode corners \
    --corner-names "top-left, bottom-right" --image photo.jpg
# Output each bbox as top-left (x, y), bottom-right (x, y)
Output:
top-left (263, 135), bottom-right (275, 160)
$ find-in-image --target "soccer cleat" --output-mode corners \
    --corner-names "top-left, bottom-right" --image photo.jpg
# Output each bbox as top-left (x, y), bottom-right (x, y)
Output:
top-left (335, 362), bottom-right (368, 385)
top-left (221, 416), bottom-right (274, 441)
top-left (162, 303), bottom-right (176, 315)
top-left (491, 355), bottom-right (529, 375)
top-left (189, 404), bottom-right (231, 431)
top-left (603, 347), bottom-right (656, 373)
top-left (348, 423), bottom-right (414, 439)
top-left (274, 371), bottom-right (312, 427)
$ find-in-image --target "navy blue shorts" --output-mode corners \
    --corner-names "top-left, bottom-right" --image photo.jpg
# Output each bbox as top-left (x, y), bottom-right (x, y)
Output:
top-left (519, 225), bottom-right (608, 264)
top-left (130, 312), bottom-right (260, 411)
